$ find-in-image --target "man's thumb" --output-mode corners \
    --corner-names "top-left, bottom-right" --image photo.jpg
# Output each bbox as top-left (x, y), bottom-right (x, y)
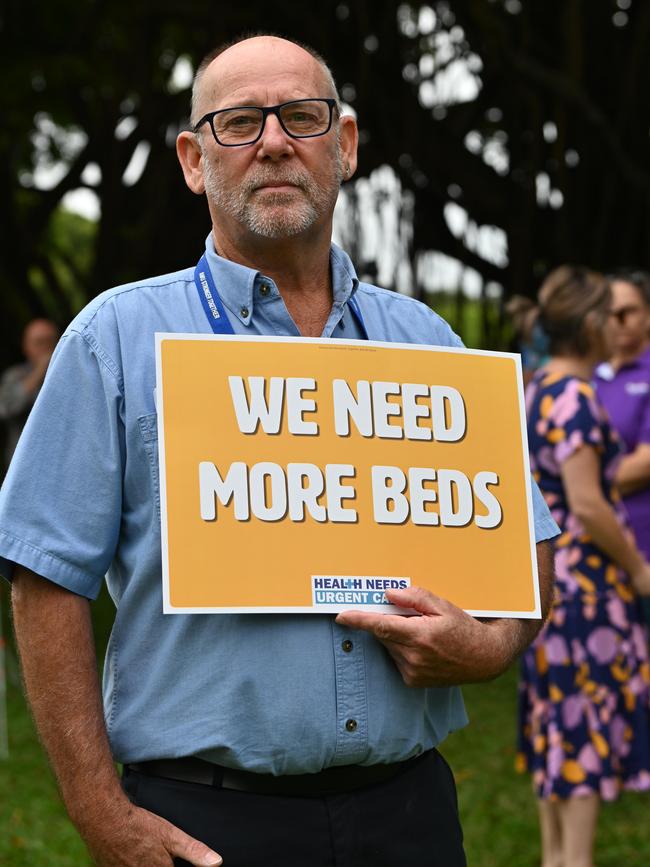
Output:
top-left (169, 827), bottom-right (223, 866)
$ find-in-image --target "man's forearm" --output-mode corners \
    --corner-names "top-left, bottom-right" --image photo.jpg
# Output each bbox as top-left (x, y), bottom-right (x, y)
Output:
top-left (484, 539), bottom-right (556, 667)
top-left (11, 567), bottom-right (130, 830)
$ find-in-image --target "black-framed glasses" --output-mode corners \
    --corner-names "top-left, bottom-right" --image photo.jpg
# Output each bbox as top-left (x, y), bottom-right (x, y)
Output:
top-left (193, 98), bottom-right (338, 147)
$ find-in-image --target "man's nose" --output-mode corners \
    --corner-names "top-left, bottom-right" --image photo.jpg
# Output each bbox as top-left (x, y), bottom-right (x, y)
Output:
top-left (256, 113), bottom-right (294, 160)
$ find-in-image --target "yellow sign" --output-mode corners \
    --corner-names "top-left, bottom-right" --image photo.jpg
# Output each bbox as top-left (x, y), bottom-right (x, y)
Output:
top-left (156, 334), bottom-right (539, 617)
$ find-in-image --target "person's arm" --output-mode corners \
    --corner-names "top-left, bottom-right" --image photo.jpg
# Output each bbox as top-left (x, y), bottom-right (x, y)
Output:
top-left (614, 443), bottom-right (650, 496)
top-left (335, 540), bottom-right (555, 687)
top-left (12, 566), bottom-right (222, 867)
top-left (560, 445), bottom-right (650, 593)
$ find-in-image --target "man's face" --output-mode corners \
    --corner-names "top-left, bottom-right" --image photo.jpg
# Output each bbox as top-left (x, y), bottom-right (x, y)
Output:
top-left (200, 127), bottom-right (344, 240)
top-left (185, 38), bottom-right (357, 242)
top-left (22, 320), bottom-right (59, 363)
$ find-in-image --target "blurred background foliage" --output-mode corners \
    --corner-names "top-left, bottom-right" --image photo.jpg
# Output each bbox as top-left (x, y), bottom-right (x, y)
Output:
top-left (2, 0), bottom-right (649, 361)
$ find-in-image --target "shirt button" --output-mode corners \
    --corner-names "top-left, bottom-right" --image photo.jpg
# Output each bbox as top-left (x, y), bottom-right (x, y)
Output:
top-left (342, 639), bottom-right (353, 652)
top-left (345, 718), bottom-right (358, 732)
top-left (260, 283), bottom-right (270, 296)
top-left (240, 306), bottom-right (249, 319)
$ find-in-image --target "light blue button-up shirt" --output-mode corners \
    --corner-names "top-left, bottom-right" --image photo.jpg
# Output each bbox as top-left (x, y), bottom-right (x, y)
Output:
top-left (0, 235), bottom-right (558, 773)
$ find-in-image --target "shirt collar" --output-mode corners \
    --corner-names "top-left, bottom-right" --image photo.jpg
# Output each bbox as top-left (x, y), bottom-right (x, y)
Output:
top-left (637, 344), bottom-right (650, 368)
top-left (595, 361), bottom-right (615, 382)
top-left (610, 344), bottom-right (650, 375)
top-left (330, 242), bottom-right (360, 306)
top-left (202, 234), bottom-right (359, 326)
top-left (203, 234), bottom-right (258, 325)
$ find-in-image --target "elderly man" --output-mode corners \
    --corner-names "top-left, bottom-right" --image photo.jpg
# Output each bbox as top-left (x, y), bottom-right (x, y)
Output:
top-left (2, 35), bottom-right (557, 867)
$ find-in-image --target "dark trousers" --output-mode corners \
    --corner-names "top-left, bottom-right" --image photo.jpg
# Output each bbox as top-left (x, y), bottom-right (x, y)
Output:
top-left (121, 750), bottom-right (466, 867)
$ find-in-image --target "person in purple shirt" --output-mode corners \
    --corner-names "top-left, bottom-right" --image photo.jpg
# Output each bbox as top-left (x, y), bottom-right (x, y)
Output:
top-left (595, 271), bottom-right (650, 619)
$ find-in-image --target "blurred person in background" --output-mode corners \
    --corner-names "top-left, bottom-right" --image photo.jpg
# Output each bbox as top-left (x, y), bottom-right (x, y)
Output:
top-left (0, 317), bottom-right (58, 761)
top-left (517, 266), bottom-right (650, 867)
top-left (0, 318), bottom-right (59, 472)
top-left (505, 294), bottom-right (549, 386)
top-left (595, 271), bottom-right (650, 624)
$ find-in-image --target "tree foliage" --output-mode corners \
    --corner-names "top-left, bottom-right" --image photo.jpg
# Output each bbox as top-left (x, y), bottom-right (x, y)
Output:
top-left (2, 0), bottom-right (648, 364)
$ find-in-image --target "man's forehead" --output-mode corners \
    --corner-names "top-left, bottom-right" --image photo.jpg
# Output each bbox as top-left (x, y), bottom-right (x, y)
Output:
top-left (25, 320), bottom-right (57, 337)
top-left (199, 37), bottom-right (328, 108)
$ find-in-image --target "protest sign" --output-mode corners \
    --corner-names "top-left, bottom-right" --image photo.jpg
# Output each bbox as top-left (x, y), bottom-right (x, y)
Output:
top-left (156, 334), bottom-right (539, 616)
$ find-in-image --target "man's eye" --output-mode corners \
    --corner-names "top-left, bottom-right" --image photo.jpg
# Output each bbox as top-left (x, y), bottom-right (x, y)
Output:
top-left (284, 112), bottom-right (321, 130)
top-left (226, 115), bottom-right (257, 128)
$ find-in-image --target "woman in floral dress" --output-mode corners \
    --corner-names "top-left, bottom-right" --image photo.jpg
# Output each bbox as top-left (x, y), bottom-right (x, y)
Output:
top-left (517, 266), bottom-right (650, 867)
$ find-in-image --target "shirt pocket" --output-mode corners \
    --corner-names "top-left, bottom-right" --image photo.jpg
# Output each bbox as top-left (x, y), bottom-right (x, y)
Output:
top-left (137, 412), bottom-right (161, 525)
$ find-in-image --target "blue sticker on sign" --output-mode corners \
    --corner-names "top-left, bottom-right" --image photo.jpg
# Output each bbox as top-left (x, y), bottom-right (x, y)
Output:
top-left (311, 575), bottom-right (410, 606)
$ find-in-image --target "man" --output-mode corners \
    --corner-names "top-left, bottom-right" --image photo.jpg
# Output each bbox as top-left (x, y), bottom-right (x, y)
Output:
top-left (1, 35), bottom-right (558, 867)
top-left (0, 317), bottom-right (59, 471)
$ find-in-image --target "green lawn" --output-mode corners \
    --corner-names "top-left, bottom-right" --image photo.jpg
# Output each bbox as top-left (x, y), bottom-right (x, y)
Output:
top-left (439, 671), bottom-right (650, 867)
top-left (2, 590), bottom-right (650, 866)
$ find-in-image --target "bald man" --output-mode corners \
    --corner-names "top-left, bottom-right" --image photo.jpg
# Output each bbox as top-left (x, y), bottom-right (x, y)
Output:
top-left (0, 318), bottom-right (59, 470)
top-left (1, 35), bottom-right (558, 867)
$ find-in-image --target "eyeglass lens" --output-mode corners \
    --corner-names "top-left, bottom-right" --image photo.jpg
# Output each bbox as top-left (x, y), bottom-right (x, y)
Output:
top-left (213, 100), bottom-right (331, 145)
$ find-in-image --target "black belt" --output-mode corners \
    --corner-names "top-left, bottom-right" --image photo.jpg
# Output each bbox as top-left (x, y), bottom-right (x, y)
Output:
top-left (127, 752), bottom-right (427, 797)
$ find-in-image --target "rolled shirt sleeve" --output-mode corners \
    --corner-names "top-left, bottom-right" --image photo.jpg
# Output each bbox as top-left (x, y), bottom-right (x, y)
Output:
top-left (0, 330), bottom-right (124, 599)
top-left (0, 246), bottom-right (563, 770)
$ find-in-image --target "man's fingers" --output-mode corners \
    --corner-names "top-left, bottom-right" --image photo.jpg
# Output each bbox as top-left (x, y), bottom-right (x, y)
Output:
top-left (336, 588), bottom-right (461, 645)
top-left (384, 585), bottom-right (448, 615)
top-left (335, 610), bottom-right (419, 644)
top-left (165, 822), bottom-right (223, 866)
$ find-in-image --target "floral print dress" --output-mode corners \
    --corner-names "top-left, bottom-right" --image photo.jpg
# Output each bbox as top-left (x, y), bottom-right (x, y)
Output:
top-left (517, 370), bottom-right (650, 800)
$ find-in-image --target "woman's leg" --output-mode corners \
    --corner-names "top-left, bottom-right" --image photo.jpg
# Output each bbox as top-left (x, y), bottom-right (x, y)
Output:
top-left (558, 794), bottom-right (599, 867)
top-left (538, 798), bottom-right (563, 867)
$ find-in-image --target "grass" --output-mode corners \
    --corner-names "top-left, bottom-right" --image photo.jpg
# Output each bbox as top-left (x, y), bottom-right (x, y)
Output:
top-left (0, 583), bottom-right (115, 866)
top-left (440, 672), bottom-right (650, 867)
top-left (2, 589), bottom-right (650, 866)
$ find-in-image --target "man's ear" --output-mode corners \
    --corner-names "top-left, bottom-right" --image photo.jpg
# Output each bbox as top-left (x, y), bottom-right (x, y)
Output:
top-left (176, 131), bottom-right (206, 195)
top-left (339, 113), bottom-right (359, 180)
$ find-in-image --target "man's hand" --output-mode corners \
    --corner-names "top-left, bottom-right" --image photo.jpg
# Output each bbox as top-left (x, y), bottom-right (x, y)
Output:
top-left (336, 587), bottom-right (513, 687)
top-left (11, 568), bottom-right (222, 867)
top-left (81, 799), bottom-right (222, 866)
top-left (336, 540), bottom-right (555, 688)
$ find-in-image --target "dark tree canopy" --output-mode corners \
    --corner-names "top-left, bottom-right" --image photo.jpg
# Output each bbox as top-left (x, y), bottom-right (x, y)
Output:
top-left (2, 0), bottom-right (649, 364)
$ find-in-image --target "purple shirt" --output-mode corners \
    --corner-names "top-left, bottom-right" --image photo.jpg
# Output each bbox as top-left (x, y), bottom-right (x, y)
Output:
top-left (595, 346), bottom-right (650, 558)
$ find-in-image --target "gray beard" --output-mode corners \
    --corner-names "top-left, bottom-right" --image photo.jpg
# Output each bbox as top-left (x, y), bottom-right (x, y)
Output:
top-left (202, 144), bottom-right (344, 239)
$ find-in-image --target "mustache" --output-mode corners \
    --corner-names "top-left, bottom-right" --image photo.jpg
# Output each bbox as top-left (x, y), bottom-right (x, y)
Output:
top-left (245, 168), bottom-right (312, 193)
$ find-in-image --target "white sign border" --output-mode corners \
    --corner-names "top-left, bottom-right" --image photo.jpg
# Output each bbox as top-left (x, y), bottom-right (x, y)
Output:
top-left (155, 332), bottom-right (541, 620)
